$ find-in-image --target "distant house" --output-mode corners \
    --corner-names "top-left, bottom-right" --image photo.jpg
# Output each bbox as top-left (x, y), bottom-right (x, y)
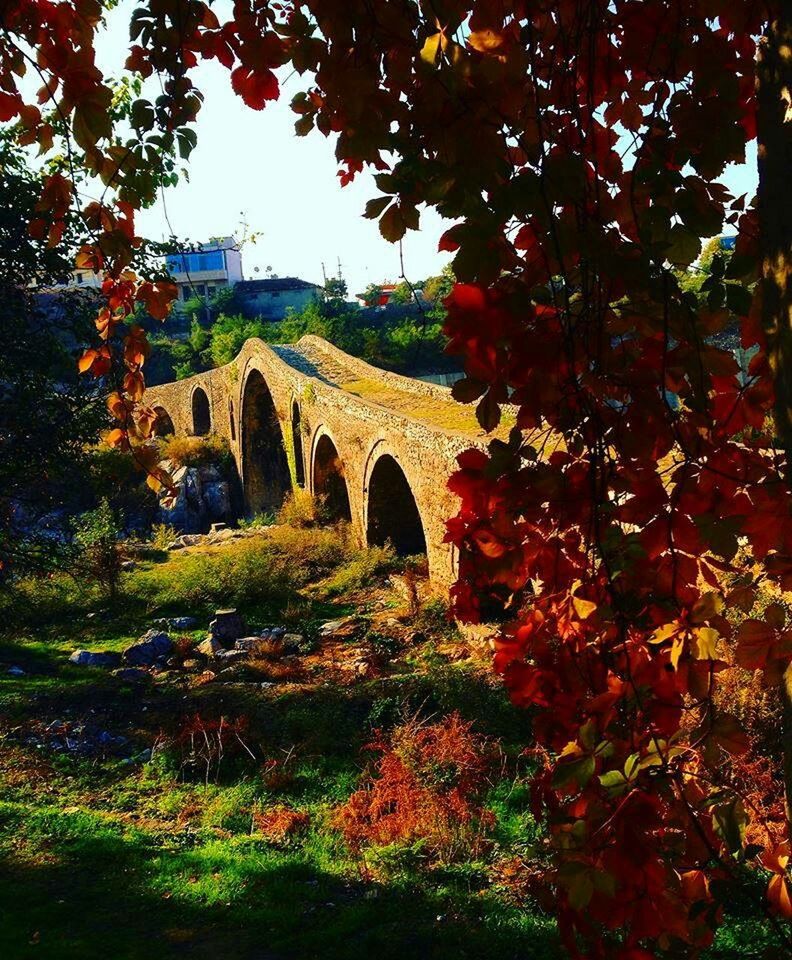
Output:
top-left (235, 277), bottom-right (321, 320)
top-left (357, 283), bottom-right (398, 308)
top-left (166, 237), bottom-right (244, 304)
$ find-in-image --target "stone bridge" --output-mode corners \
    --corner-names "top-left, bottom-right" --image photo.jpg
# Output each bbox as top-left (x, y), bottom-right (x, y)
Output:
top-left (145, 336), bottom-right (495, 587)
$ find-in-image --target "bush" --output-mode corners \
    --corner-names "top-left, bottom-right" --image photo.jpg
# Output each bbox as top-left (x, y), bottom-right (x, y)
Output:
top-left (321, 544), bottom-right (396, 597)
top-left (159, 433), bottom-right (230, 468)
top-left (335, 712), bottom-right (498, 865)
top-left (72, 499), bottom-right (124, 600)
top-left (150, 523), bottom-right (177, 551)
top-left (277, 489), bottom-right (319, 528)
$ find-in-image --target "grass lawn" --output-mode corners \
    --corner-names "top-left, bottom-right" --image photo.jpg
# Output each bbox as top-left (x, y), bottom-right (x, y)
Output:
top-left (0, 529), bottom-right (780, 959)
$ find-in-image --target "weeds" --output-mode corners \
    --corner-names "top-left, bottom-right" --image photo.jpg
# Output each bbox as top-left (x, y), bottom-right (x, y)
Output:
top-left (253, 805), bottom-right (310, 843)
top-left (321, 543), bottom-right (397, 597)
top-left (336, 712), bottom-right (498, 866)
top-left (166, 714), bottom-right (256, 785)
top-left (159, 433), bottom-right (231, 468)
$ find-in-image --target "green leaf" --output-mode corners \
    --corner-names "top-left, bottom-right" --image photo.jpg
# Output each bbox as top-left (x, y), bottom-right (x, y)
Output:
top-left (552, 756), bottom-right (595, 790)
top-left (364, 196), bottom-right (392, 220)
top-left (379, 204), bottom-right (406, 242)
top-left (713, 798), bottom-right (747, 854)
top-left (667, 224), bottom-right (702, 267)
top-left (294, 114), bottom-right (314, 136)
top-left (452, 377), bottom-right (487, 404)
top-left (476, 390), bottom-right (502, 433)
top-left (599, 770), bottom-right (629, 796)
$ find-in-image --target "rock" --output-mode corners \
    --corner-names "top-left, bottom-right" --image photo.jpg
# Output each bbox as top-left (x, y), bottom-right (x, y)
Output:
top-left (121, 559), bottom-right (136, 571)
top-left (318, 617), bottom-right (360, 639)
top-left (122, 630), bottom-right (173, 667)
top-left (214, 649), bottom-right (249, 664)
top-left (6, 665), bottom-right (25, 677)
top-left (182, 659), bottom-right (201, 671)
top-left (69, 650), bottom-right (122, 668)
top-left (234, 636), bottom-right (268, 653)
top-left (112, 667), bottom-right (150, 682)
top-left (208, 608), bottom-right (245, 646)
top-left (196, 636), bottom-right (223, 658)
top-left (210, 521), bottom-right (228, 534)
top-left (282, 633), bottom-right (305, 653)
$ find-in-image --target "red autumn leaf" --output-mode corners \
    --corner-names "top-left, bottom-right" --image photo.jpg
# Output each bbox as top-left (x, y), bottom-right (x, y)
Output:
top-left (0, 91), bottom-right (20, 121)
top-left (136, 281), bottom-right (178, 321)
top-left (231, 66), bottom-right (279, 110)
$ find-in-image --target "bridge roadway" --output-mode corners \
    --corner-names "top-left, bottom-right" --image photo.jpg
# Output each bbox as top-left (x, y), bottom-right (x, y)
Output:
top-left (145, 335), bottom-right (498, 586)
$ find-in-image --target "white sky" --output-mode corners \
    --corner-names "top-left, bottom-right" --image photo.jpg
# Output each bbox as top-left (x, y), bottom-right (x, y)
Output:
top-left (95, 0), bottom-right (451, 297)
top-left (94, 1), bottom-right (757, 297)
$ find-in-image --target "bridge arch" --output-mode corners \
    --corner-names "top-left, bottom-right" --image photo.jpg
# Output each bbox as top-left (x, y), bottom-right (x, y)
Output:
top-left (240, 367), bottom-right (291, 517)
top-left (311, 428), bottom-right (351, 522)
top-left (153, 405), bottom-right (175, 437)
top-left (291, 399), bottom-right (305, 487)
top-left (191, 385), bottom-right (211, 436)
top-left (364, 445), bottom-right (427, 557)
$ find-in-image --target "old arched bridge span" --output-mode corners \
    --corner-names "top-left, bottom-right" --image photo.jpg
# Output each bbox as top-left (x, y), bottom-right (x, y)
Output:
top-left (145, 336), bottom-right (494, 586)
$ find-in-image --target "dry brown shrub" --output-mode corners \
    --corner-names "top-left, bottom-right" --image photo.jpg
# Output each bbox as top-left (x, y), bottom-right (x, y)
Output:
top-left (159, 433), bottom-right (229, 467)
top-left (253, 805), bottom-right (310, 842)
top-left (335, 712), bottom-right (498, 863)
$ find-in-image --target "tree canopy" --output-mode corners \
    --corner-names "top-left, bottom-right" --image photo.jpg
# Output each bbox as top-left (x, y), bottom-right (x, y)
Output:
top-left (2, 2), bottom-right (792, 956)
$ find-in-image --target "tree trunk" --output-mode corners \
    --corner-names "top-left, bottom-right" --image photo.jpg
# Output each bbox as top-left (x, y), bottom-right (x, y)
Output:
top-left (757, 9), bottom-right (792, 833)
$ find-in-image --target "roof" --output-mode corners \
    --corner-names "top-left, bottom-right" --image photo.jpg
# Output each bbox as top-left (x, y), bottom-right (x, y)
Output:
top-left (236, 277), bottom-right (321, 294)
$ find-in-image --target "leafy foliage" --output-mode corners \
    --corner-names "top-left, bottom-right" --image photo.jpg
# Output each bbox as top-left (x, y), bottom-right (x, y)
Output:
top-left (3, 1), bottom-right (792, 956)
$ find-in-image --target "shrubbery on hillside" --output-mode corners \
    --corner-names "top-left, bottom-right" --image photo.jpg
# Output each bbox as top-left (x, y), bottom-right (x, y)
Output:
top-left (145, 267), bottom-right (458, 385)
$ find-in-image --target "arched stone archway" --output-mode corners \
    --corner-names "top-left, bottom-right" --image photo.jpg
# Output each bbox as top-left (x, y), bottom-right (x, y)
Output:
top-left (291, 401), bottom-right (305, 487)
top-left (312, 432), bottom-right (351, 522)
top-left (366, 453), bottom-right (426, 556)
top-left (153, 406), bottom-right (175, 437)
top-left (191, 387), bottom-right (211, 436)
top-left (240, 369), bottom-right (291, 516)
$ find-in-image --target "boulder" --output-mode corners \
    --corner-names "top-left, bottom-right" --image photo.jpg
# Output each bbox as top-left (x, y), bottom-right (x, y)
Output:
top-left (208, 608), bottom-right (245, 646)
top-left (282, 633), bottom-right (305, 654)
top-left (234, 636), bottom-right (268, 653)
top-left (214, 649), bottom-right (250, 664)
top-left (69, 650), bottom-right (122, 668)
top-left (182, 659), bottom-right (202, 671)
top-left (318, 617), bottom-right (361, 639)
top-left (122, 630), bottom-right (173, 666)
top-left (196, 636), bottom-right (223, 658)
top-left (6, 665), bottom-right (26, 676)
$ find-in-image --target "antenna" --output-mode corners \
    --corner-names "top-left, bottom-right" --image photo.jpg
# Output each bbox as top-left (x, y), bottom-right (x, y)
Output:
top-left (337, 256), bottom-right (342, 280)
top-left (321, 261), bottom-right (328, 284)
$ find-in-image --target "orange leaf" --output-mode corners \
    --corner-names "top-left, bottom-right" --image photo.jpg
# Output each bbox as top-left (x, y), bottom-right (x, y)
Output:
top-left (137, 281), bottom-right (177, 321)
top-left (768, 874), bottom-right (792, 920)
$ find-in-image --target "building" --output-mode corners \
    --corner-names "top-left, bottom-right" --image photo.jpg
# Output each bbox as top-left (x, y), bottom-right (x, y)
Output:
top-left (234, 276), bottom-right (322, 320)
top-left (166, 237), bottom-right (244, 304)
top-left (356, 283), bottom-right (398, 307)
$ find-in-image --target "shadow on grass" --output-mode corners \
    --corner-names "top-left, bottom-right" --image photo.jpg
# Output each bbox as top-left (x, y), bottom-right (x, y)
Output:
top-left (0, 808), bottom-right (560, 960)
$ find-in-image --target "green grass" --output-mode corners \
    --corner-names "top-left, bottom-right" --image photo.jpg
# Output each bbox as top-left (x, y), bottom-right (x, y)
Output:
top-left (0, 536), bottom-right (783, 960)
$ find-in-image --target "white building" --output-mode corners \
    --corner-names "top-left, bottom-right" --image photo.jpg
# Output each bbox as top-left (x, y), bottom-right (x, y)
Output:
top-left (166, 236), bottom-right (244, 304)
